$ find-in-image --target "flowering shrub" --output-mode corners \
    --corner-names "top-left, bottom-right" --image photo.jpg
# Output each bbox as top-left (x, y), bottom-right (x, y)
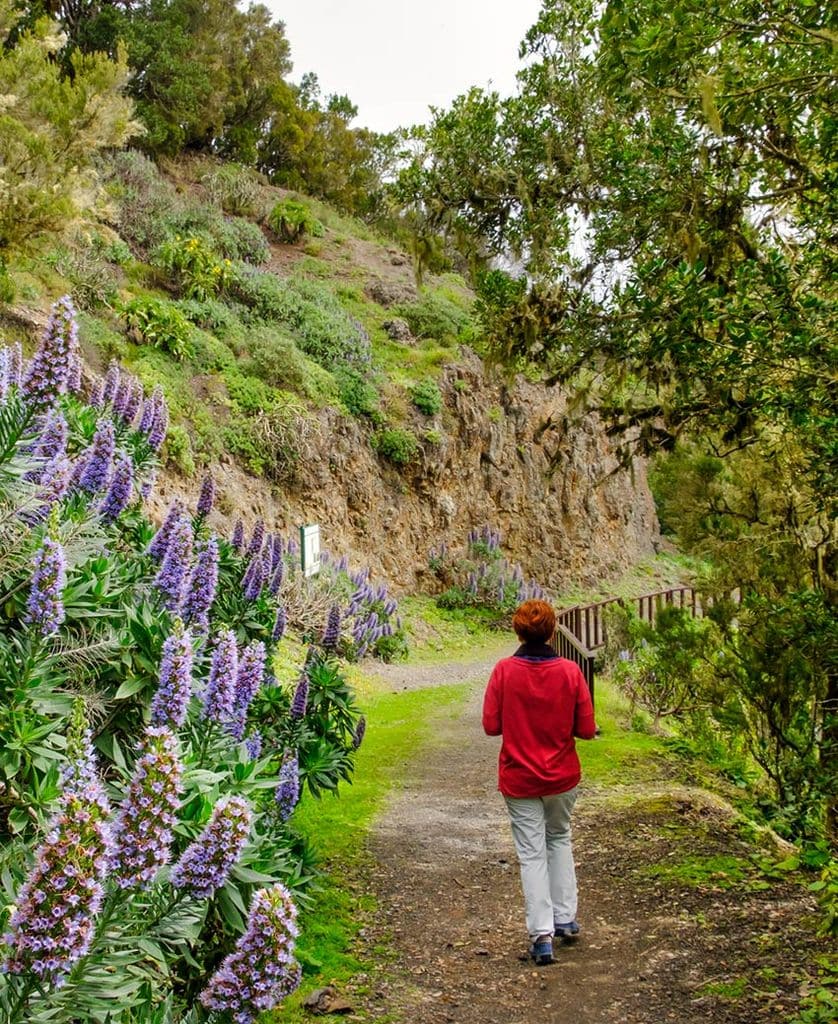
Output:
top-left (432, 525), bottom-right (547, 614)
top-left (0, 300), bottom-right (366, 1022)
top-left (154, 235), bottom-right (235, 301)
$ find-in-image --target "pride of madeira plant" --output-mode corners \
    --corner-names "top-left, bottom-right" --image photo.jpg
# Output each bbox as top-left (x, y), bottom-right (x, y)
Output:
top-left (0, 298), bottom-right (376, 1021)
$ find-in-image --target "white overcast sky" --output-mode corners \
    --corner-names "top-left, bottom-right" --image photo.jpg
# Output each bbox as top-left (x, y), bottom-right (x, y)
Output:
top-left (265, 0), bottom-right (544, 133)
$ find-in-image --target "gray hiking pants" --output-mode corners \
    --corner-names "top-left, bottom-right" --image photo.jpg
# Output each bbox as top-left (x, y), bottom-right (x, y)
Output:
top-left (504, 787), bottom-right (578, 940)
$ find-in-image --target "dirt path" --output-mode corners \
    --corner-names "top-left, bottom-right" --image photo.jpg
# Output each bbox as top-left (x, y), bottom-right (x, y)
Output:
top-left (355, 655), bottom-right (825, 1024)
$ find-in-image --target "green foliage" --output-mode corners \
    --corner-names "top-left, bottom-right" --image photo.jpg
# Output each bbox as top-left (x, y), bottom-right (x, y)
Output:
top-left (395, 290), bottom-right (474, 341)
top-left (398, 0), bottom-right (838, 843)
top-left (154, 236), bottom-right (234, 301)
top-left (335, 368), bottom-right (379, 419)
top-left (0, 5), bottom-right (139, 266)
top-left (410, 379), bottom-right (443, 416)
top-left (266, 199), bottom-right (323, 244)
top-left (120, 297), bottom-right (193, 361)
top-left (610, 605), bottom-right (717, 727)
top-left (371, 428), bottom-right (418, 466)
top-left (201, 162), bottom-right (263, 216)
top-left (46, 232), bottom-right (123, 311)
top-left (162, 422), bottom-right (195, 475)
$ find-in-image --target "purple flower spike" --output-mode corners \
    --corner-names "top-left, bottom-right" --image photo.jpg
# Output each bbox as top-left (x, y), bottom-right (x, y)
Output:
top-left (147, 390), bottom-right (169, 451)
top-left (202, 630), bottom-right (238, 726)
top-left (268, 558), bottom-right (285, 596)
top-left (78, 418), bottom-right (115, 495)
top-left (231, 519), bottom-right (244, 552)
top-left (241, 554), bottom-right (264, 601)
top-left (7, 341), bottom-right (22, 388)
top-left (140, 469), bottom-right (156, 502)
top-left (110, 726), bottom-right (183, 889)
top-left (196, 474), bottom-right (215, 518)
top-left (25, 536), bottom-right (67, 636)
top-left (148, 501), bottom-right (184, 561)
top-left (245, 731), bottom-right (263, 760)
top-left (183, 537), bottom-right (219, 631)
top-left (246, 520), bottom-right (265, 558)
top-left (35, 408), bottom-right (68, 464)
top-left (170, 795), bottom-right (252, 899)
top-left (149, 625), bottom-right (194, 729)
top-left (20, 296), bottom-right (79, 408)
top-left (229, 641), bottom-right (266, 740)
top-left (352, 715), bottom-right (367, 750)
top-left (32, 455), bottom-right (73, 521)
top-left (275, 754), bottom-right (300, 821)
top-left (102, 360), bottom-right (120, 406)
top-left (120, 377), bottom-right (143, 427)
top-left (99, 451), bottom-right (134, 523)
top-left (88, 375), bottom-right (105, 409)
top-left (321, 604), bottom-right (342, 650)
top-left (111, 376), bottom-right (132, 422)
top-left (3, 734), bottom-right (112, 987)
top-left (153, 514), bottom-right (193, 614)
top-left (272, 606), bottom-right (287, 643)
top-left (290, 670), bottom-right (308, 720)
top-left (199, 882), bottom-right (301, 1022)
top-left (138, 396), bottom-right (155, 435)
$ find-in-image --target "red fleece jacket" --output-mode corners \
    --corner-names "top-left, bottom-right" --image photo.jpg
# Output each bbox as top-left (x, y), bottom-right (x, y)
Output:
top-left (482, 653), bottom-right (596, 798)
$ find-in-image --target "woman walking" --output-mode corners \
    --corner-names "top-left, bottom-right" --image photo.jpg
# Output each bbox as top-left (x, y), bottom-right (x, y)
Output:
top-left (482, 599), bottom-right (596, 965)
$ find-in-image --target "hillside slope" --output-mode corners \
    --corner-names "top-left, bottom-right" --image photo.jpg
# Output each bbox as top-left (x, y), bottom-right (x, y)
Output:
top-left (1, 155), bottom-right (658, 591)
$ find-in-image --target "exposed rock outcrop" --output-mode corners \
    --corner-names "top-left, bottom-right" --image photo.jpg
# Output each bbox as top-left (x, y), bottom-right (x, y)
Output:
top-left (153, 350), bottom-right (659, 593)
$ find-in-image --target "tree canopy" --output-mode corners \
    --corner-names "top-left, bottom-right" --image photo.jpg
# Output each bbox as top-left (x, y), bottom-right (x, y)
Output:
top-left (397, 0), bottom-right (837, 838)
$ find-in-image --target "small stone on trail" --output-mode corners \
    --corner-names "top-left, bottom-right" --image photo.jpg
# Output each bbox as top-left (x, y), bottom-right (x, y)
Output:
top-left (303, 986), bottom-right (354, 1015)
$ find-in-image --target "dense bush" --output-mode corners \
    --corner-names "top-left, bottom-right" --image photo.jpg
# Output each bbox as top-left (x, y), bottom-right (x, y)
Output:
top-left (154, 236), bottom-right (235, 301)
top-left (410, 379), bottom-right (443, 415)
top-left (266, 199), bottom-right (324, 244)
top-left (431, 526), bottom-right (546, 613)
top-left (120, 297), bottom-right (194, 361)
top-left (336, 367), bottom-right (380, 419)
top-left (371, 428), bottom-right (419, 466)
top-left (201, 163), bottom-right (263, 216)
top-left (395, 289), bottom-right (474, 341)
top-left (233, 267), bottom-right (371, 372)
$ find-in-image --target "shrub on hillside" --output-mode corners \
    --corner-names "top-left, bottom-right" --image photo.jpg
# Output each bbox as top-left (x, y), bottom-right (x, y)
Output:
top-left (107, 150), bottom-right (182, 253)
top-left (154, 235), bottom-right (235, 301)
top-left (120, 297), bottom-right (194, 361)
top-left (371, 427), bottom-right (419, 466)
top-left (233, 266), bottom-right (371, 372)
top-left (47, 233), bottom-right (123, 311)
top-left (410, 379), bottom-right (443, 415)
top-left (201, 163), bottom-right (263, 216)
top-left (336, 367), bottom-right (380, 418)
top-left (245, 325), bottom-right (316, 393)
top-left (431, 526), bottom-right (546, 614)
top-left (395, 289), bottom-right (474, 341)
top-left (266, 199), bottom-right (324, 244)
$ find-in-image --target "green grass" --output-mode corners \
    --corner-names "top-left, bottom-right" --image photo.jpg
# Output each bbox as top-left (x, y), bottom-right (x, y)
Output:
top-left (642, 853), bottom-right (749, 888)
top-left (577, 676), bottom-right (671, 787)
top-left (270, 674), bottom-right (471, 1021)
top-left (698, 977), bottom-right (749, 999)
top-left (398, 594), bottom-right (509, 664)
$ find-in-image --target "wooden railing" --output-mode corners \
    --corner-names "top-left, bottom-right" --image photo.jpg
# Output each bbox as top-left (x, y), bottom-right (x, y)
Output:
top-left (550, 586), bottom-right (719, 707)
top-left (555, 586), bottom-right (699, 654)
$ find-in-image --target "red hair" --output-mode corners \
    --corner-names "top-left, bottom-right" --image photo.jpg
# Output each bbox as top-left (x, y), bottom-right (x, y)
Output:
top-left (512, 599), bottom-right (556, 643)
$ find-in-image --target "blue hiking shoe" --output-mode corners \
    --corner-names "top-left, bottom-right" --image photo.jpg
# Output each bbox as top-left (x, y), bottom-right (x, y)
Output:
top-left (529, 936), bottom-right (555, 965)
top-left (554, 920), bottom-right (580, 943)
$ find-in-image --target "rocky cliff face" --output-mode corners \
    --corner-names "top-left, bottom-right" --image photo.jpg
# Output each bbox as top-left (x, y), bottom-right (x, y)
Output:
top-left (154, 350), bottom-right (659, 594)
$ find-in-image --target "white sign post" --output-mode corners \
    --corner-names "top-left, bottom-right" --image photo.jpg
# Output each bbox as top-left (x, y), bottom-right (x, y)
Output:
top-left (300, 524), bottom-right (321, 577)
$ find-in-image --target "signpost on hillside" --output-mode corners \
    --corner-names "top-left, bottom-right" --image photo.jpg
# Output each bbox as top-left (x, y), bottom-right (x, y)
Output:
top-left (300, 524), bottom-right (321, 577)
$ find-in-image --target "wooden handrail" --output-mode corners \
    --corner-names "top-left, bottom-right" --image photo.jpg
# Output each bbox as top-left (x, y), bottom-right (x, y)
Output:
top-left (551, 584), bottom-right (738, 707)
